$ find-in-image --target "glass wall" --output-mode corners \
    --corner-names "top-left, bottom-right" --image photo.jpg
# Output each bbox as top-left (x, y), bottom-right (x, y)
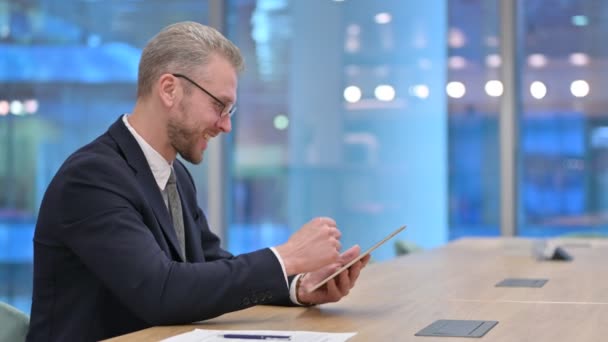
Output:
top-left (224, 0), bottom-right (293, 251)
top-left (0, 0), bottom-right (209, 314)
top-left (447, 0), bottom-right (501, 239)
top-left (5, 0), bottom-right (608, 318)
top-left (225, 0), bottom-right (608, 258)
top-left (226, 0), bottom-right (448, 260)
top-left (518, 0), bottom-right (608, 237)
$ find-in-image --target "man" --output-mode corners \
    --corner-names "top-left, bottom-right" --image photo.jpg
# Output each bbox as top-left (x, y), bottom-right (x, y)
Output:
top-left (27, 21), bottom-right (370, 341)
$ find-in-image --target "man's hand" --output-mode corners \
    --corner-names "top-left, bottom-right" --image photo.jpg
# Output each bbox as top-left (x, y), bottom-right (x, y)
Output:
top-left (275, 217), bottom-right (342, 275)
top-left (296, 245), bottom-right (371, 305)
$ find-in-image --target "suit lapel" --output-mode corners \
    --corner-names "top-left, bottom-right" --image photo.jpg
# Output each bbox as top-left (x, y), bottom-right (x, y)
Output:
top-left (108, 117), bottom-right (186, 262)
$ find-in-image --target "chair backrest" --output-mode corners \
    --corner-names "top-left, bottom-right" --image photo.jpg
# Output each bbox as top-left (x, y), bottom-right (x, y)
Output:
top-left (394, 239), bottom-right (423, 256)
top-left (0, 302), bottom-right (29, 342)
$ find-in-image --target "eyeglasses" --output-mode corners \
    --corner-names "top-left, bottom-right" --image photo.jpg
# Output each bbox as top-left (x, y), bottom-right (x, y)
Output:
top-left (172, 73), bottom-right (236, 118)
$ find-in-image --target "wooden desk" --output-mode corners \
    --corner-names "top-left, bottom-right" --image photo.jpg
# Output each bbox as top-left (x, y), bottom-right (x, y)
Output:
top-left (107, 238), bottom-right (608, 341)
top-left (374, 237), bottom-right (608, 304)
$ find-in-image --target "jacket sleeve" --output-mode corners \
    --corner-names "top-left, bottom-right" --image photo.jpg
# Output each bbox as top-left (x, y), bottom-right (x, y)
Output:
top-left (173, 161), bottom-right (300, 307)
top-left (54, 156), bottom-right (290, 325)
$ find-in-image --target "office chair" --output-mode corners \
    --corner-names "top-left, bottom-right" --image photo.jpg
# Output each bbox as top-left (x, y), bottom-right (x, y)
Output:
top-left (394, 239), bottom-right (422, 256)
top-left (0, 302), bottom-right (29, 342)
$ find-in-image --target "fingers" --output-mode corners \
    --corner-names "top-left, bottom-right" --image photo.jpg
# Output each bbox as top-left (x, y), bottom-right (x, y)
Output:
top-left (346, 259), bottom-right (365, 285)
top-left (336, 268), bottom-right (351, 294)
top-left (336, 254), bottom-right (370, 295)
top-left (315, 217), bottom-right (341, 254)
top-left (348, 254), bottom-right (371, 285)
top-left (318, 218), bottom-right (340, 240)
top-left (339, 245), bottom-right (361, 263)
top-left (317, 217), bottom-right (337, 227)
top-left (334, 228), bottom-right (342, 240)
top-left (304, 256), bottom-right (369, 304)
top-left (325, 278), bottom-right (343, 302)
top-left (325, 268), bottom-right (352, 302)
top-left (360, 254), bottom-right (371, 267)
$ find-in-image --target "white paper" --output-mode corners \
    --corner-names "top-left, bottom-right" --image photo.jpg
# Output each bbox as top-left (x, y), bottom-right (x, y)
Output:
top-left (161, 328), bottom-right (356, 342)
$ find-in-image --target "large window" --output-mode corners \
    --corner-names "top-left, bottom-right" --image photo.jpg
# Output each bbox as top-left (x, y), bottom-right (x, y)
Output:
top-left (6, 0), bottom-right (608, 318)
top-left (442, 0), bottom-right (608, 238)
top-left (519, 0), bottom-right (608, 237)
top-left (0, 0), bottom-right (209, 314)
top-left (447, 0), bottom-right (501, 238)
top-left (226, 0), bottom-right (448, 260)
top-left (225, 0), bottom-right (608, 261)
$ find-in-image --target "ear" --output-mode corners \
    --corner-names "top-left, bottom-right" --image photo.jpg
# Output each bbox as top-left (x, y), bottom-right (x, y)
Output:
top-left (157, 74), bottom-right (178, 107)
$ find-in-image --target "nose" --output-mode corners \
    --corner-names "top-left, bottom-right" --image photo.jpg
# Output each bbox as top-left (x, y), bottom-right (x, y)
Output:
top-left (217, 115), bottom-right (232, 133)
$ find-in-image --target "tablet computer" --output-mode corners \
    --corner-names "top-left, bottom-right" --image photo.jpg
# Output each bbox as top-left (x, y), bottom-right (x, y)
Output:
top-left (307, 225), bottom-right (407, 293)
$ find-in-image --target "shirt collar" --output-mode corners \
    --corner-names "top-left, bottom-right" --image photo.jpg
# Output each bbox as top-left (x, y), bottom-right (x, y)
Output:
top-left (122, 114), bottom-right (172, 190)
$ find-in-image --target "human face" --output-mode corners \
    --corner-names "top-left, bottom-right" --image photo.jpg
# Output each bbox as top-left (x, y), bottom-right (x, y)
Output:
top-left (168, 55), bottom-right (236, 164)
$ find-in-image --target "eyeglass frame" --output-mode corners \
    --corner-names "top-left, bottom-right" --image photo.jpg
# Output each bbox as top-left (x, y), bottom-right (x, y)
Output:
top-left (171, 73), bottom-right (236, 118)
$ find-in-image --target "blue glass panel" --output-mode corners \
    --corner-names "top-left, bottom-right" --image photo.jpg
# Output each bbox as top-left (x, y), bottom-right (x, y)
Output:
top-left (227, 0), bottom-right (448, 261)
top-left (0, 0), bottom-right (209, 314)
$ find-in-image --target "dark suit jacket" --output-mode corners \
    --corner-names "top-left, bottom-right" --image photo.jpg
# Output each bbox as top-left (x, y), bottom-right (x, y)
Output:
top-left (27, 117), bottom-right (293, 341)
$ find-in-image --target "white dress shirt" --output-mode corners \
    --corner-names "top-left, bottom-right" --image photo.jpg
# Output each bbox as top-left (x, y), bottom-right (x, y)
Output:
top-left (122, 114), bottom-right (304, 304)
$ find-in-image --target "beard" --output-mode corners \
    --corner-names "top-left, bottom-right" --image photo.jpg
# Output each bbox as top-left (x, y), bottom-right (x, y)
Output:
top-left (167, 102), bottom-right (204, 164)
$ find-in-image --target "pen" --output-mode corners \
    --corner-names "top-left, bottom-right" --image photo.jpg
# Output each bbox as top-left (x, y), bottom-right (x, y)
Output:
top-left (221, 334), bottom-right (292, 340)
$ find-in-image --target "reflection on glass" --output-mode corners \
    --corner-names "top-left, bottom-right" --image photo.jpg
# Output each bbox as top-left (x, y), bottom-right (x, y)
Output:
top-left (520, 0), bottom-right (608, 237)
top-left (0, 0), bottom-right (209, 314)
top-left (447, 0), bottom-right (500, 238)
top-left (227, 0), bottom-right (448, 259)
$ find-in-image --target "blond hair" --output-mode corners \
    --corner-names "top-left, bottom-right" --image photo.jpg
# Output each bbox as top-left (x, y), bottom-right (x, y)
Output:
top-left (137, 21), bottom-right (243, 98)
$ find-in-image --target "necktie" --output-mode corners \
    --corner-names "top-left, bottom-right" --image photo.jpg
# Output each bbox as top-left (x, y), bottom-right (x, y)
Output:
top-left (167, 168), bottom-right (186, 260)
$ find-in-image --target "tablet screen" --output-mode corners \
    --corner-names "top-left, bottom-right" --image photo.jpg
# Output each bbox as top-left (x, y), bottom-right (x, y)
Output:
top-left (307, 225), bottom-right (407, 292)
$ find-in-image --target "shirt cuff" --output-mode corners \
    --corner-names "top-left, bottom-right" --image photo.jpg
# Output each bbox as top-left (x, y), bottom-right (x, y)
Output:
top-left (289, 273), bottom-right (306, 305)
top-left (269, 247), bottom-right (289, 289)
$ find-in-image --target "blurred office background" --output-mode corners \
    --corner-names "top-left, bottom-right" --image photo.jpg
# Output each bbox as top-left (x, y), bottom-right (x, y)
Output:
top-left (2, 0), bottom-right (608, 314)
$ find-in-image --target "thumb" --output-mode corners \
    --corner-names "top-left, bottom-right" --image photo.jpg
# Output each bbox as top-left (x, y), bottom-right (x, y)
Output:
top-left (339, 244), bottom-right (361, 263)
